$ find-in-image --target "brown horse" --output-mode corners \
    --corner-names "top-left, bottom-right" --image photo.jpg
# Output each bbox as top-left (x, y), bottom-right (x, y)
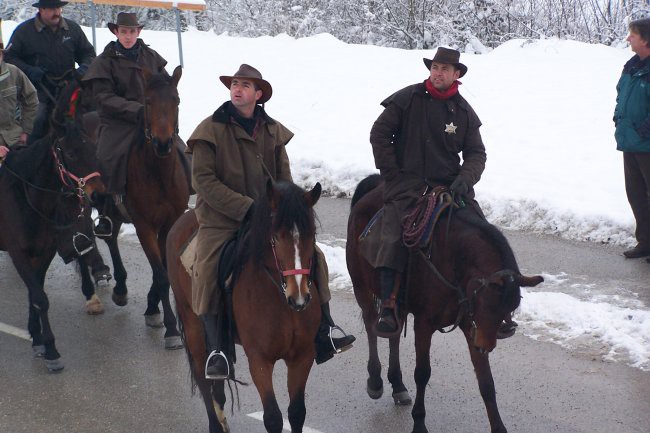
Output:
top-left (347, 174), bottom-right (543, 433)
top-left (98, 66), bottom-right (188, 349)
top-left (167, 180), bottom-right (323, 433)
top-left (0, 80), bottom-right (104, 372)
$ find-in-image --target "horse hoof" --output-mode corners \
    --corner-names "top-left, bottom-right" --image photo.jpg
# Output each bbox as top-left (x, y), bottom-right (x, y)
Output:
top-left (32, 345), bottom-right (45, 358)
top-left (112, 293), bottom-right (128, 307)
top-left (145, 313), bottom-right (164, 328)
top-left (164, 335), bottom-right (183, 350)
top-left (367, 384), bottom-right (384, 400)
top-left (392, 390), bottom-right (412, 406)
top-left (45, 358), bottom-right (64, 373)
top-left (85, 294), bottom-right (104, 315)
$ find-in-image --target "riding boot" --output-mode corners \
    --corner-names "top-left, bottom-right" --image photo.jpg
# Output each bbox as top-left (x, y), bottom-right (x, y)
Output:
top-left (93, 196), bottom-right (114, 239)
top-left (314, 302), bottom-right (356, 365)
top-left (496, 313), bottom-right (518, 339)
top-left (376, 267), bottom-right (400, 336)
top-left (200, 314), bottom-right (231, 380)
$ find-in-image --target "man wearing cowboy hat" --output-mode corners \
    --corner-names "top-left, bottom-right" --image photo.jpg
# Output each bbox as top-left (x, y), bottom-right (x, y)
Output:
top-left (0, 20), bottom-right (39, 158)
top-left (4, 0), bottom-right (95, 143)
top-left (83, 12), bottom-right (190, 237)
top-left (358, 47), bottom-right (518, 338)
top-left (188, 64), bottom-right (355, 380)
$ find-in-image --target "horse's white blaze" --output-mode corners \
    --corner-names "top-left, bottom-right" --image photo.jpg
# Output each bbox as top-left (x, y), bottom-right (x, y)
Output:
top-left (292, 229), bottom-right (306, 305)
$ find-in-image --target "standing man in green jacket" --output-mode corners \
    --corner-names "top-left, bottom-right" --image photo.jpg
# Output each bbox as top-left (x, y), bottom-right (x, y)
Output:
top-left (188, 64), bottom-right (355, 380)
top-left (0, 28), bottom-right (39, 158)
top-left (615, 18), bottom-right (650, 260)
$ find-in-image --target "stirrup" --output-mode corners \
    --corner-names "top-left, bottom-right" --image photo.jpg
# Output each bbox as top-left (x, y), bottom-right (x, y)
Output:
top-left (93, 215), bottom-right (113, 239)
top-left (73, 232), bottom-right (94, 256)
top-left (375, 303), bottom-right (403, 339)
top-left (327, 325), bottom-right (354, 354)
top-left (205, 350), bottom-right (230, 380)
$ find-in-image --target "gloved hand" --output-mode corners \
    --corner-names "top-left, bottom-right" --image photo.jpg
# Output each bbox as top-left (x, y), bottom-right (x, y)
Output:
top-left (637, 119), bottom-right (650, 138)
top-left (27, 66), bottom-right (46, 83)
top-left (450, 176), bottom-right (469, 198)
top-left (76, 63), bottom-right (89, 76)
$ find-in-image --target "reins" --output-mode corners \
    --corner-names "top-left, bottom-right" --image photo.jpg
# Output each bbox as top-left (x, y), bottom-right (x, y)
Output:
top-left (267, 236), bottom-right (313, 297)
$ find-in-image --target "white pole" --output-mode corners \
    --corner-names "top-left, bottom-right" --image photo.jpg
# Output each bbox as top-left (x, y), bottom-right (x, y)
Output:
top-left (174, 6), bottom-right (184, 68)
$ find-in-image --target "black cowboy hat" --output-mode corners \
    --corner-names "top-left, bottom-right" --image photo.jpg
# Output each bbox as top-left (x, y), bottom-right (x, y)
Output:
top-left (423, 47), bottom-right (468, 78)
top-left (220, 64), bottom-right (273, 104)
top-left (108, 12), bottom-right (144, 34)
top-left (32, 0), bottom-right (68, 8)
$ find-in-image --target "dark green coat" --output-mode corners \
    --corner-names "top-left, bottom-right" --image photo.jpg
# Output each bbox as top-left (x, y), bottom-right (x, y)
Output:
top-left (614, 55), bottom-right (650, 153)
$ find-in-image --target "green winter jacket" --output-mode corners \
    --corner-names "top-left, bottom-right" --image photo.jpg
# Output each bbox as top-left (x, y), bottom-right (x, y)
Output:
top-left (614, 55), bottom-right (650, 152)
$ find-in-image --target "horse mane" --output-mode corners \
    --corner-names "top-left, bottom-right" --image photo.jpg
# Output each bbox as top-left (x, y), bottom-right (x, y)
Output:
top-left (454, 207), bottom-right (521, 310)
top-left (244, 181), bottom-right (317, 266)
top-left (3, 135), bottom-right (53, 185)
top-left (351, 174), bottom-right (382, 209)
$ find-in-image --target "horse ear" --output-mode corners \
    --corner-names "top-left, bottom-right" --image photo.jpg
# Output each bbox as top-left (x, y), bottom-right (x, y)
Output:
top-left (517, 275), bottom-right (544, 287)
top-left (171, 65), bottom-right (182, 88)
top-left (305, 182), bottom-right (321, 207)
top-left (266, 178), bottom-right (278, 210)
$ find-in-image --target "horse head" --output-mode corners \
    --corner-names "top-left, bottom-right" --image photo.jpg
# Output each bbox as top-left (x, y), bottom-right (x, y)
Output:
top-left (50, 77), bottom-right (105, 200)
top-left (249, 179), bottom-right (322, 311)
top-left (142, 66), bottom-right (182, 157)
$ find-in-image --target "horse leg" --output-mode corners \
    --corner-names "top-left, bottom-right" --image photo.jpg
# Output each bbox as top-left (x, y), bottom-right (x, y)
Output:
top-left (363, 312), bottom-right (384, 399)
top-left (464, 333), bottom-right (507, 433)
top-left (286, 355), bottom-right (313, 433)
top-left (76, 255), bottom-right (104, 315)
top-left (411, 317), bottom-right (434, 433)
top-left (250, 357), bottom-right (283, 433)
top-left (104, 222), bottom-right (128, 306)
top-left (19, 251), bottom-right (63, 372)
top-left (388, 334), bottom-right (411, 405)
top-left (156, 228), bottom-right (182, 347)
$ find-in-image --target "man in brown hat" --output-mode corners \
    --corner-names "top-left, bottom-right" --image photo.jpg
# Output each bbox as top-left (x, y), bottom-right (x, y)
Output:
top-left (0, 22), bottom-right (39, 157)
top-left (361, 47), bottom-right (517, 338)
top-left (4, 0), bottom-right (95, 143)
top-left (83, 12), bottom-right (186, 237)
top-left (188, 64), bottom-right (355, 380)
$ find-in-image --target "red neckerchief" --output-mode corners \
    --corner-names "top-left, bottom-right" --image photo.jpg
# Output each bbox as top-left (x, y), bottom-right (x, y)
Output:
top-left (424, 79), bottom-right (460, 100)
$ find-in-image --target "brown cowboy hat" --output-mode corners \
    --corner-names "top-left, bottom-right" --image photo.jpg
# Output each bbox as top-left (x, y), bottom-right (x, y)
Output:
top-left (108, 12), bottom-right (144, 34)
top-left (219, 64), bottom-right (273, 104)
top-left (32, 0), bottom-right (68, 8)
top-left (423, 47), bottom-right (468, 78)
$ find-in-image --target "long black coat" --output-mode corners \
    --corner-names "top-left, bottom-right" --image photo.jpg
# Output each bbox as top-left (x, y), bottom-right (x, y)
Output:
top-left (82, 40), bottom-right (167, 194)
top-left (360, 82), bottom-right (486, 271)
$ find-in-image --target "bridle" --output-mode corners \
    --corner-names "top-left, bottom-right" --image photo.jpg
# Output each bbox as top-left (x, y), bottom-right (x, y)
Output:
top-left (266, 236), bottom-right (313, 296)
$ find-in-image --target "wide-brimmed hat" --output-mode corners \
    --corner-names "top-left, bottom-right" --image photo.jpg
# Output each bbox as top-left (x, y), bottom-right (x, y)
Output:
top-left (108, 12), bottom-right (144, 34)
top-left (219, 64), bottom-right (273, 104)
top-left (423, 47), bottom-right (467, 78)
top-left (32, 0), bottom-right (68, 8)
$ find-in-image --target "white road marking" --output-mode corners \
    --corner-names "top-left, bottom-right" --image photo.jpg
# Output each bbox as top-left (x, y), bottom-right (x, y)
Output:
top-left (0, 322), bottom-right (31, 341)
top-left (246, 411), bottom-right (326, 433)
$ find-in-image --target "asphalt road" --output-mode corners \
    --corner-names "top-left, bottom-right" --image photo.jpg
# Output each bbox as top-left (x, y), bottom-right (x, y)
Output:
top-left (0, 197), bottom-right (649, 433)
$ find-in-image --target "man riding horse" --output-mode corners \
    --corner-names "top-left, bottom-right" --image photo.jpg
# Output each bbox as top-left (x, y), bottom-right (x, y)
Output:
top-left (188, 64), bottom-right (356, 380)
top-left (361, 47), bottom-right (517, 338)
top-left (82, 12), bottom-right (190, 237)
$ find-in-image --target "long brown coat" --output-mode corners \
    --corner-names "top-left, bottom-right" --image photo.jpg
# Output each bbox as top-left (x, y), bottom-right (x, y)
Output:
top-left (187, 102), bottom-right (294, 315)
top-left (361, 82), bottom-right (487, 271)
top-left (82, 40), bottom-right (167, 194)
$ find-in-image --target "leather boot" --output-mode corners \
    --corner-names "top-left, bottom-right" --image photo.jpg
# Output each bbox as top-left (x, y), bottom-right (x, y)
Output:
top-left (314, 302), bottom-right (356, 365)
top-left (200, 314), bottom-right (231, 380)
top-left (376, 267), bottom-right (399, 335)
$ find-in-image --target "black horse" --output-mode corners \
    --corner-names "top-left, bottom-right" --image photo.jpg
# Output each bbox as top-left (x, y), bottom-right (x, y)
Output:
top-left (0, 79), bottom-right (104, 372)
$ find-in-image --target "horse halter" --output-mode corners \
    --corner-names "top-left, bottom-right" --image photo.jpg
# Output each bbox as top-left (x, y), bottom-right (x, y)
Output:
top-left (269, 236), bottom-right (313, 295)
top-left (52, 143), bottom-right (101, 217)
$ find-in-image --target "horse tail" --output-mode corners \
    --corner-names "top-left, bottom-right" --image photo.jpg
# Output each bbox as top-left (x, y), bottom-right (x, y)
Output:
top-left (351, 174), bottom-right (383, 209)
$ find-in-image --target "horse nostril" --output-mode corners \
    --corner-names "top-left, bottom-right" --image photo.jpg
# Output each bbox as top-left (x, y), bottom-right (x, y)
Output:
top-left (304, 293), bottom-right (311, 306)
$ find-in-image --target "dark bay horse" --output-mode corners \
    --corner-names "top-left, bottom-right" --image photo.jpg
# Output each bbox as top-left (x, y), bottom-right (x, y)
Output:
top-left (347, 175), bottom-right (543, 433)
top-left (0, 84), bottom-right (104, 372)
top-left (98, 66), bottom-right (188, 350)
top-left (167, 180), bottom-right (323, 433)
